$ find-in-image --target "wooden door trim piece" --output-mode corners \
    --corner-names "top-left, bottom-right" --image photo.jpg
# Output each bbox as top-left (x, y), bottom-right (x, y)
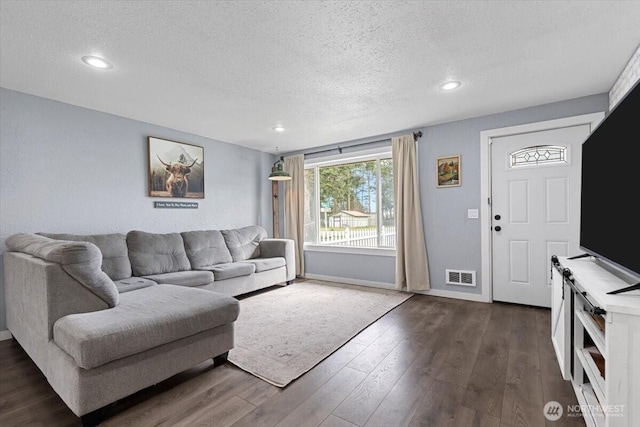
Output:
top-left (479, 112), bottom-right (604, 304)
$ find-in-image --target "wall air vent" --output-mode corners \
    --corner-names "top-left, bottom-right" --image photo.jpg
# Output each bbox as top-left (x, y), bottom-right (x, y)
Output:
top-left (445, 269), bottom-right (476, 287)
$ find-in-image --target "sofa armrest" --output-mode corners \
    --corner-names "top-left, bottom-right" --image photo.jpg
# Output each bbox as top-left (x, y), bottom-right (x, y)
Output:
top-left (3, 251), bottom-right (112, 375)
top-left (5, 233), bottom-right (119, 307)
top-left (4, 234), bottom-right (118, 373)
top-left (258, 238), bottom-right (296, 281)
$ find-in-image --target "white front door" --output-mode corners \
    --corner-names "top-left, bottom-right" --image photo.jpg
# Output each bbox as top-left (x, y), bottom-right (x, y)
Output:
top-left (491, 124), bottom-right (590, 307)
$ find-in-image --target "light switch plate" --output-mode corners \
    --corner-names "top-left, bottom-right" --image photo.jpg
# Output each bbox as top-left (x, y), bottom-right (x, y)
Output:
top-left (468, 209), bottom-right (479, 219)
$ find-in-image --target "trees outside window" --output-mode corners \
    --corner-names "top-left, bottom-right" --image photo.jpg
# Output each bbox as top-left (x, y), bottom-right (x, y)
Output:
top-left (304, 154), bottom-right (395, 248)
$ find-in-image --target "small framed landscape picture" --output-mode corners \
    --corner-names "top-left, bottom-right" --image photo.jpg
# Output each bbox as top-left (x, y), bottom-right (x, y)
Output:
top-left (436, 155), bottom-right (461, 188)
top-left (148, 137), bottom-right (205, 199)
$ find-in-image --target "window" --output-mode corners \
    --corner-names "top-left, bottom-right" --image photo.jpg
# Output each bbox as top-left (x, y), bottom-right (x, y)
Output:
top-left (304, 153), bottom-right (395, 249)
top-left (509, 145), bottom-right (567, 168)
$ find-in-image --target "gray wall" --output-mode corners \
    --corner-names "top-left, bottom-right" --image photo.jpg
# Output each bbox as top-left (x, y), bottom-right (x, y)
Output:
top-left (303, 93), bottom-right (609, 296)
top-left (0, 88), bottom-right (275, 331)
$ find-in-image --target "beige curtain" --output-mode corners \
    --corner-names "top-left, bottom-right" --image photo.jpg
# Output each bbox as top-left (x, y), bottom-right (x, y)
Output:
top-left (393, 134), bottom-right (430, 291)
top-left (284, 154), bottom-right (305, 277)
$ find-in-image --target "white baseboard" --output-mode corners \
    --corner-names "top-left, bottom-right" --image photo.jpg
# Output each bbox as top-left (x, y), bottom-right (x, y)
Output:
top-left (302, 273), bottom-right (490, 303)
top-left (0, 330), bottom-right (13, 341)
top-left (302, 274), bottom-right (395, 290)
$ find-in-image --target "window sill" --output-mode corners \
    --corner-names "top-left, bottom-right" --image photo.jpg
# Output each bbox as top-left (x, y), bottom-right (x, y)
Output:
top-left (304, 244), bottom-right (396, 257)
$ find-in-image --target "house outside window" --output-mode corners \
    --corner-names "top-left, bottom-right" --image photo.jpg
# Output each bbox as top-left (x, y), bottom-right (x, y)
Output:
top-left (304, 150), bottom-right (395, 250)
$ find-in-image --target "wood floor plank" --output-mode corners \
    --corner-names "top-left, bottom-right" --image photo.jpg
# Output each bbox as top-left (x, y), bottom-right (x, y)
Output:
top-left (159, 372), bottom-right (264, 426)
top-left (501, 349), bottom-right (545, 427)
top-left (538, 358), bottom-right (584, 427)
top-left (232, 339), bottom-right (367, 427)
top-left (404, 303), bottom-right (449, 343)
top-left (101, 364), bottom-right (248, 426)
top-left (332, 339), bottom-right (423, 425)
top-left (414, 300), bottom-right (478, 387)
top-left (408, 378), bottom-right (466, 426)
top-left (434, 348), bottom-right (476, 388)
top-left (237, 377), bottom-right (280, 407)
top-left (175, 395), bottom-right (255, 427)
top-left (348, 322), bottom-right (392, 348)
top-left (452, 406), bottom-right (501, 427)
top-left (463, 332), bottom-right (510, 418)
top-left (0, 375), bottom-right (57, 415)
top-left (319, 414), bottom-right (359, 427)
top-left (361, 362), bottom-right (434, 427)
top-left (275, 366), bottom-right (366, 427)
top-left (0, 394), bottom-right (78, 427)
top-left (485, 303), bottom-right (515, 340)
top-left (534, 307), bottom-right (551, 336)
top-left (432, 312), bottom-right (484, 389)
top-left (347, 325), bottom-right (408, 374)
top-left (451, 304), bottom-right (492, 354)
top-left (509, 306), bottom-right (539, 354)
top-left (349, 312), bottom-right (397, 347)
top-left (534, 309), bottom-right (558, 363)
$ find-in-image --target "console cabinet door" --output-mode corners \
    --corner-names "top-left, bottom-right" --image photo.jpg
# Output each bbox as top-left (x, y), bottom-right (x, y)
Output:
top-left (551, 266), bottom-right (571, 380)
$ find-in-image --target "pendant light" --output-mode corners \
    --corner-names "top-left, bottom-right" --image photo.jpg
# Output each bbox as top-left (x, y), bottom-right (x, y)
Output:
top-left (268, 147), bottom-right (291, 181)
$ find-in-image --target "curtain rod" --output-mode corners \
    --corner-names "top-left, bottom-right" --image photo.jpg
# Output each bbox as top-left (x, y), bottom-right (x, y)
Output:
top-left (300, 131), bottom-right (423, 158)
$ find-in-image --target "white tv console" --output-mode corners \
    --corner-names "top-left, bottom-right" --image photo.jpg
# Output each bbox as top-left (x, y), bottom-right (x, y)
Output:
top-left (551, 256), bottom-right (640, 427)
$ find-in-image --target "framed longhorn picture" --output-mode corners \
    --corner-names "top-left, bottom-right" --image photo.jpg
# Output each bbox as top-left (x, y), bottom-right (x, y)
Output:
top-left (148, 137), bottom-right (205, 198)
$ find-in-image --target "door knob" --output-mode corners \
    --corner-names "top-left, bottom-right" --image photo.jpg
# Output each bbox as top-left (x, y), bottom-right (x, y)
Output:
top-left (494, 226), bottom-right (502, 232)
top-left (494, 214), bottom-right (501, 220)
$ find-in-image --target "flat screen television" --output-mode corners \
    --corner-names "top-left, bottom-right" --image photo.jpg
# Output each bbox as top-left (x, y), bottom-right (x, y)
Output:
top-left (579, 79), bottom-right (640, 293)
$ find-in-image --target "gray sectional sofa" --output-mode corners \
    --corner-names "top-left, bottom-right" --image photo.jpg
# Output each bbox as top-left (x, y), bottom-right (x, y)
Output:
top-left (3, 225), bottom-right (295, 424)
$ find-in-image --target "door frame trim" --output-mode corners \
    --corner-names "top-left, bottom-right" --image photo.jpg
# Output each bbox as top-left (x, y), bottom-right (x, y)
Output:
top-left (479, 112), bottom-right (605, 303)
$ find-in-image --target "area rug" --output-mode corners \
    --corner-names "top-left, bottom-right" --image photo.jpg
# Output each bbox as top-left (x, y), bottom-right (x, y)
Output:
top-left (227, 280), bottom-right (412, 387)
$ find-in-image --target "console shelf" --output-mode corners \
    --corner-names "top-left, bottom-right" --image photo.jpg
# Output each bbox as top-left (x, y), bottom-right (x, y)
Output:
top-left (576, 347), bottom-right (606, 409)
top-left (575, 309), bottom-right (605, 358)
top-left (551, 256), bottom-right (640, 427)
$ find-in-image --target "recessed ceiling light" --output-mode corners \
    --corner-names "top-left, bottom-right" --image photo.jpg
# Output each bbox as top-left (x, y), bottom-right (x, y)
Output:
top-left (440, 80), bottom-right (461, 91)
top-left (273, 125), bottom-right (285, 132)
top-left (81, 55), bottom-right (113, 69)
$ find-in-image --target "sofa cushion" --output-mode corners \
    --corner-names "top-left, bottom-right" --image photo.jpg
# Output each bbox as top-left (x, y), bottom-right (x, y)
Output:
top-left (197, 262), bottom-right (256, 280)
top-left (38, 233), bottom-right (132, 281)
top-left (114, 277), bottom-right (157, 293)
top-left (5, 233), bottom-right (119, 307)
top-left (127, 231), bottom-right (191, 276)
top-left (244, 257), bottom-right (286, 273)
top-left (53, 285), bottom-right (239, 369)
top-left (181, 230), bottom-right (233, 268)
top-left (143, 270), bottom-right (214, 287)
top-left (221, 225), bottom-right (267, 261)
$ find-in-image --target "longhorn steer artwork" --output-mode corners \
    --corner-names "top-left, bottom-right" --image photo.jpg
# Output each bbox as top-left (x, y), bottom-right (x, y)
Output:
top-left (157, 155), bottom-right (198, 197)
top-left (148, 137), bottom-right (205, 199)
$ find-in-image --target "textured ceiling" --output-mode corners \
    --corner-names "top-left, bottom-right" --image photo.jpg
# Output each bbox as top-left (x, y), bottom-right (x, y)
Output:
top-left (1, 1), bottom-right (639, 154)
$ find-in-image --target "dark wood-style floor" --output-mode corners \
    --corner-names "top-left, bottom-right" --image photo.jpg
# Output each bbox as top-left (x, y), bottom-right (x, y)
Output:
top-left (0, 289), bottom-right (584, 427)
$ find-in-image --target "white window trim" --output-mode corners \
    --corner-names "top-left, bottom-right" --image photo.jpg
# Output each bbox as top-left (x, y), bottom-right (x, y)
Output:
top-left (304, 244), bottom-right (396, 257)
top-left (304, 147), bottom-right (395, 252)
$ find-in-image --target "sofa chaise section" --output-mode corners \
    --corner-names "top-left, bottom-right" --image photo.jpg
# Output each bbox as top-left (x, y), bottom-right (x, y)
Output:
top-left (53, 285), bottom-right (239, 370)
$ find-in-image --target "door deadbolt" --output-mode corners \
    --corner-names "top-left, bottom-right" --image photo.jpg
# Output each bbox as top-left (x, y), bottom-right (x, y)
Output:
top-left (494, 214), bottom-right (501, 220)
